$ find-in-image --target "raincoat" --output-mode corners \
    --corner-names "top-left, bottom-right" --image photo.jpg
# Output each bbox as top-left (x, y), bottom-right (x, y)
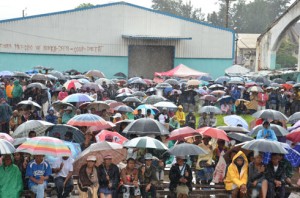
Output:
top-left (12, 80), bottom-right (23, 98)
top-left (224, 151), bottom-right (248, 191)
top-left (0, 155), bottom-right (23, 197)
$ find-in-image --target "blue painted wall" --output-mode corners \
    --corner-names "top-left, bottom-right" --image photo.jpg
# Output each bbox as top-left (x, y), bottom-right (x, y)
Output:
top-left (0, 53), bottom-right (128, 78)
top-left (270, 53), bottom-right (276, 70)
top-left (174, 58), bottom-right (234, 78)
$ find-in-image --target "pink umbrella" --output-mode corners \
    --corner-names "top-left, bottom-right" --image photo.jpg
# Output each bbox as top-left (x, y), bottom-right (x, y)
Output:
top-left (196, 127), bottom-right (229, 141)
top-left (0, 133), bottom-right (14, 143)
top-left (117, 88), bottom-right (134, 94)
top-left (95, 130), bottom-right (128, 144)
top-left (200, 94), bottom-right (217, 102)
top-left (286, 129), bottom-right (300, 143)
top-left (168, 127), bottom-right (199, 140)
top-left (63, 79), bottom-right (82, 90)
top-left (87, 122), bottom-right (116, 133)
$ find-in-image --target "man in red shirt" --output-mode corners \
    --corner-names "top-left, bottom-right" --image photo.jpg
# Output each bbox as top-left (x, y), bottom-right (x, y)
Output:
top-left (257, 88), bottom-right (269, 111)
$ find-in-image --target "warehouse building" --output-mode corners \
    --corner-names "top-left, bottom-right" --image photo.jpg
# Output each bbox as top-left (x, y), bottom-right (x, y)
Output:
top-left (0, 2), bottom-right (234, 78)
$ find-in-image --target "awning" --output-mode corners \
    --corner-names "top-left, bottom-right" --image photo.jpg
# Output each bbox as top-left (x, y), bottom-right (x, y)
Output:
top-left (122, 35), bottom-right (192, 40)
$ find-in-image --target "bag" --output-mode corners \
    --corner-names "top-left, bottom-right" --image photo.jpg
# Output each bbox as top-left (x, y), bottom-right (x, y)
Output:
top-left (212, 155), bottom-right (227, 183)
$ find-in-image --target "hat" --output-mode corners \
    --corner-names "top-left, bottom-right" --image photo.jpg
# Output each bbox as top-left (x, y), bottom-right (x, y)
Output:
top-left (104, 155), bottom-right (112, 159)
top-left (176, 155), bottom-right (186, 160)
top-left (178, 105), bottom-right (183, 109)
top-left (280, 89), bottom-right (284, 92)
top-left (162, 107), bottom-right (167, 111)
top-left (262, 120), bottom-right (270, 125)
top-left (144, 153), bottom-right (153, 160)
top-left (64, 106), bottom-right (73, 111)
top-left (113, 113), bottom-right (122, 118)
top-left (87, 155), bottom-right (97, 161)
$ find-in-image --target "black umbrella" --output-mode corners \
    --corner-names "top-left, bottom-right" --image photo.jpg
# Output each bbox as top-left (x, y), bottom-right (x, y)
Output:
top-left (13, 72), bottom-right (30, 78)
top-left (217, 126), bottom-right (250, 134)
top-left (46, 124), bottom-right (84, 143)
top-left (122, 118), bottom-right (169, 136)
top-left (252, 109), bottom-right (288, 121)
top-left (288, 112), bottom-right (300, 124)
top-left (51, 101), bottom-right (75, 112)
top-left (142, 95), bottom-right (167, 105)
top-left (113, 72), bottom-right (127, 79)
top-left (133, 91), bottom-right (146, 97)
top-left (26, 82), bottom-right (47, 90)
top-left (272, 78), bottom-right (285, 84)
top-left (168, 143), bottom-right (208, 156)
top-left (123, 97), bottom-right (141, 103)
top-left (164, 79), bottom-right (179, 86)
top-left (227, 132), bottom-right (253, 142)
top-left (250, 124), bottom-right (288, 137)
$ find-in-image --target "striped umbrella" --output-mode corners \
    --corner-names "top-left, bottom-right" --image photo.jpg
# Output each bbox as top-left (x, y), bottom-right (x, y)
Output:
top-left (12, 120), bottom-right (54, 138)
top-left (62, 93), bottom-right (95, 103)
top-left (0, 132), bottom-right (14, 143)
top-left (123, 136), bottom-right (168, 150)
top-left (0, 139), bottom-right (16, 154)
top-left (63, 79), bottom-right (82, 90)
top-left (16, 136), bottom-right (71, 157)
top-left (67, 113), bottom-right (108, 127)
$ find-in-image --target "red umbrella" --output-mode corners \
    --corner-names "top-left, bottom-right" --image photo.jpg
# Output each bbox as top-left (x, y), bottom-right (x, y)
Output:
top-left (281, 83), bottom-right (293, 91)
top-left (168, 127), bottom-right (199, 140)
top-left (196, 127), bottom-right (229, 141)
top-left (95, 130), bottom-right (128, 144)
top-left (87, 122), bottom-right (116, 133)
top-left (286, 129), bottom-right (300, 142)
top-left (63, 79), bottom-right (82, 90)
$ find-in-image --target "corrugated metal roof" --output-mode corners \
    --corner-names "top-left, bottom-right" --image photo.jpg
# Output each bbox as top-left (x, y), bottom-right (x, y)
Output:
top-left (122, 35), bottom-right (192, 40)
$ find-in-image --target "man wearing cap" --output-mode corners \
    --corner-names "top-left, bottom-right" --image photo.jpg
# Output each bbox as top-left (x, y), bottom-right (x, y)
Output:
top-left (62, 106), bottom-right (74, 124)
top-left (112, 113), bottom-right (122, 123)
top-left (138, 153), bottom-right (158, 198)
top-left (97, 155), bottom-right (120, 198)
top-left (158, 108), bottom-right (169, 126)
top-left (78, 155), bottom-right (99, 198)
top-left (169, 156), bottom-right (192, 198)
top-left (175, 105), bottom-right (185, 127)
top-left (256, 121), bottom-right (277, 141)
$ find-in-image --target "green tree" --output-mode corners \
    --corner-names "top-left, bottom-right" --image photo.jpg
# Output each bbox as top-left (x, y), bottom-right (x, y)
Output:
top-left (276, 37), bottom-right (298, 68)
top-left (76, 3), bottom-right (94, 9)
top-left (152, 0), bottom-right (205, 21)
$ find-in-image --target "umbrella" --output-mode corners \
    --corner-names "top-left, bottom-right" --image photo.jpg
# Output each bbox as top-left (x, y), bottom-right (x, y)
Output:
top-left (224, 115), bottom-right (248, 129)
top-left (0, 139), bottom-right (16, 154)
top-left (85, 70), bottom-right (105, 78)
top-left (262, 143), bottom-right (300, 167)
top-left (287, 112), bottom-right (300, 124)
top-left (0, 133), bottom-right (14, 143)
top-left (134, 104), bottom-right (159, 115)
top-left (95, 78), bottom-right (115, 85)
top-left (95, 130), bottom-right (127, 144)
top-left (67, 113), bottom-right (108, 127)
top-left (116, 92), bottom-right (133, 100)
top-left (122, 97), bottom-right (141, 103)
top-left (164, 79), bottom-right (179, 86)
top-left (281, 84), bottom-right (293, 91)
top-left (168, 127), bottom-right (199, 141)
top-left (129, 78), bottom-right (147, 85)
top-left (50, 71), bottom-right (66, 80)
top-left (0, 70), bottom-right (14, 77)
top-left (115, 119), bottom-right (133, 132)
top-left (199, 106), bottom-right (221, 115)
top-left (73, 141), bottom-right (127, 175)
top-left (227, 132), bottom-right (253, 142)
top-left (286, 129), bottom-right (300, 142)
top-left (273, 78), bottom-right (285, 84)
top-left (51, 101), bottom-right (75, 112)
top-left (228, 77), bottom-right (244, 85)
top-left (143, 95), bottom-right (167, 105)
top-left (255, 76), bottom-right (270, 86)
top-left (123, 136), bottom-right (168, 150)
top-left (293, 83), bottom-right (300, 88)
top-left (114, 105), bottom-right (134, 113)
top-left (217, 126), bottom-right (250, 134)
top-left (46, 74), bottom-right (58, 81)
top-left (195, 88), bottom-right (207, 95)
top-left (87, 101), bottom-right (110, 111)
top-left (217, 95), bottom-right (235, 104)
top-left (241, 139), bottom-right (288, 154)
top-left (252, 109), bottom-right (288, 121)
top-left (250, 124), bottom-right (288, 137)
top-left (16, 136), bottom-right (72, 157)
top-left (168, 143), bottom-right (208, 156)
top-left (214, 76), bottom-right (230, 84)
top-left (108, 102), bottom-right (125, 110)
top-left (146, 87), bottom-right (157, 93)
top-left (12, 120), bottom-right (54, 138)
top-left (156, 83), bottom-right (172, 89)
top-left (154, 101), bottom-right (177, 109)
top-left (31, 73), bottom-right (46, 81)
top-left (17, 100), bottom-right (42, 110)
top-left (225, 65), bottom-right (250, 76)
top-left (13, 137), bottom-right (30, 146)
top-left (122, 118), bottom-right (169, 136)
top-left (133, 91), bottom-right (146, 97)
top-left (26, 82), bottom-right (47, 90)
top-left (113, 72), bottom-right (127, 78)
top-left (187, 79), bottom-right (201, 86)
top-left (210, 90), bottom-right (226, 96)
top-left (45, 124), bottom-right (84, 143)
top-left (209, 84), bottom-right (224, 90)
top-left (62, 93), bottom-right (95, 103)
top-left (87, 122), bottom-right (116, 132)
top-left (117, 88), bottom-right (134, 94)
top-left (200, 95), bottom-right (217, 102)
top-left (63, 80), bottom-right (82, 90)
top-left (247, 86), bottom-right (263, 93)
top-left (223, 142), bottom-right (251, 164)
top-left (81, 83), bottom-right (104, 92)
top-left (198, 75), bottom-right (213, 82)
top-left (13, 71), bottom-right (30, 78)
top-left (196, 127), bottom-right (229, 141)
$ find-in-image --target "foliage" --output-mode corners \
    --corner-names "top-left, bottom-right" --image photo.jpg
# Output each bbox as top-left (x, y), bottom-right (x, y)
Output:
top-left (76, 3), bottom-right (94, 9)
top-left (276, 37), bottom-right (298, 68)
top-left (152, 0), bottom-right (205, 21)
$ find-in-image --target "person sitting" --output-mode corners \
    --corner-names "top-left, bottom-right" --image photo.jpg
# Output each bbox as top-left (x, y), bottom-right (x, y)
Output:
top-left (198, 112), bottom-right (210, 128)
top-left (62, 106), bottom-right (74, 124)
top-left (224, 151), bottom-right (248, 198)
top-left (64, 131), bottom-right (74, 142)
top-left (78, 155), bottom-right (99, 198)
top-left (248, 152), bottom-right (268, 198)
top-left (256, 120), bottom-right (277, 141)
top-left (169, 155), bottom-right (193, 198)
top-left (265, 153), bottom-right (286, 198)
top-left (80, 131), bottom-right (94, 151)
top-left (0, 154), bottom-right (23, 197)
top-left (28, 130), bottom-right (37, 138)
top-left (9, 110), bottom-right (22, 131)
top-left (134, 109), bottom-right (144, 120)
top-left (185, 111), bottom-right (196, 129)
top-left (138, 153), bottom-right (158, 198)
top-left (209, 112), bottom-right (217, 127)
top-left (52, 155), bottom-right (74, 198)
top-left (26, 155), bottom-right (52, 198)
top-left (169, 116), bottom-right (180, 131)
top-left (45, 108), bottom-right (57, 124)
top-left (212, 139), bottom-right (228, 165)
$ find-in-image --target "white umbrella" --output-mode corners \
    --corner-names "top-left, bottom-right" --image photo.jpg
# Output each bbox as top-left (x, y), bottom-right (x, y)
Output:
top-left (123, 136), bottom-right (168, 150)
top-left (154, 101), bottom-right (177, 109)
top-left (242, 139), bottom-right (288, 154)
top-left (0, 139), bottom-right (16, 154)
top-left (225, 65), bottom-right (250, 76)
top-left (252, 109), bottom-right (288, 121)
top-left (12, 120), bottom-right (54, 138)
top-left (224, 115), bottom-right (248, 129)
top-left (17, 100), bottom-right (42, 110)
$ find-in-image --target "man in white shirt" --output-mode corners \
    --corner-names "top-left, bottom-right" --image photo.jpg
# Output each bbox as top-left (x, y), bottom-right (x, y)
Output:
top-left (158, 108), bottom-right (169, 125)
top-left (52, 156), bottom-right (74, 198)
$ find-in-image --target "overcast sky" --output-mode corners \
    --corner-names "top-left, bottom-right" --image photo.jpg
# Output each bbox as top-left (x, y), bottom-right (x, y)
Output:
top-left (0, 0), bottom-right (221, 20)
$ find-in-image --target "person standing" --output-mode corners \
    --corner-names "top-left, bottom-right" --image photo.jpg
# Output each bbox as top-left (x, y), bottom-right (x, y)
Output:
top-left (185, 111), bottom-right (196, 129)
top-left (278, 89), bottom-right (287, 114)
top-left (257, 89), bottom-right (269, 111)
top-left (98, 155), bottom-right (120, 198)
top-left (256, 121), bottom-right (277, 141)
top-left (11, 80), bottom-right (23, 106)
top-left (0, 97), bottom-right (12, 133)
top-left (175, 105), bottom-right (185, 127)
top-left (5, 80), bottom-right (14, 105)
top-left (26, 155), bottom-right (52, 198)
top-left (52, 156), bottom-right (74, 198)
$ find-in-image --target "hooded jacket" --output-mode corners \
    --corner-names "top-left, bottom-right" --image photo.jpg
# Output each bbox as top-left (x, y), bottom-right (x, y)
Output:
top-left (224, 151), bottom-right (248, 190)
top-left (12, 80), bottom-right (23, 98)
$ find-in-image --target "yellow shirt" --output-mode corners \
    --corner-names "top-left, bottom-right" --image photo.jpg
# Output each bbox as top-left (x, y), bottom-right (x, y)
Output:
top-left (6, 84), bottom-right (14, 98)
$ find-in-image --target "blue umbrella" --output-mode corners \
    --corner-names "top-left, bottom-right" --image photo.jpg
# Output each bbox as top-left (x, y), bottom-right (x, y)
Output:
top-left (0, 70), bottom-right (14, 77)
top-left (262, 143), bottom-right (300, 167)
top-left (198, 75), bottom-right (213, 82)
top-left (214, 76), bottom-right (230, 84)
top-left (217, 95), bottom-right (235, 104)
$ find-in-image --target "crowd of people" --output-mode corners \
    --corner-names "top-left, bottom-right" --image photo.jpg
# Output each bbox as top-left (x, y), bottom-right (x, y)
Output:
top-left (0, 71), bottom-right (300, 198)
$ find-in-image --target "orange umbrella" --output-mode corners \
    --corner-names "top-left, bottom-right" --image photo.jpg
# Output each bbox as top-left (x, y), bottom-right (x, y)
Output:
top-left (281, 83), bottom-right (293, 90)
top-left (196, 127), bottom-right (229, 141)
